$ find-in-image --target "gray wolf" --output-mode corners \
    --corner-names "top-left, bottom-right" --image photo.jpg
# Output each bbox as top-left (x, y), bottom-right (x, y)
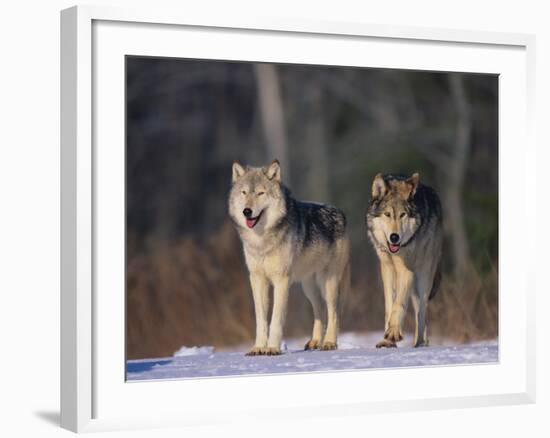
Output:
top-left (229, 160), bottom-right (350, 355)
top-left (366, 173), bottom-right (443, 348)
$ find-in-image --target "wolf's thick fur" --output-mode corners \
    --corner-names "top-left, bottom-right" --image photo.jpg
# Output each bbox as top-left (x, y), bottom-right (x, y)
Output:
top-left (229, 160), bottom-right (350, 356)
top-left (366, 173), bottom-right (443, 348)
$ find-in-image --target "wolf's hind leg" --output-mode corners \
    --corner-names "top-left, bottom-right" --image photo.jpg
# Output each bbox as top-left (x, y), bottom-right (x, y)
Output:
top-left (246, 273), bottom-right (270, 356)
top-left (412, 272), bottom-right (432, 347)
top-left (411, 293), bottom-right (428, 347)
top-left (302, 278), bottom-right (324, 350)
top-left (319, 274), bottom-right (339, 350)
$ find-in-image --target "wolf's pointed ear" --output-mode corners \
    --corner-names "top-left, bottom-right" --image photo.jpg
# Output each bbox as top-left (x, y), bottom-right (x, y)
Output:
top-left (407, 173), bottom-right (420, 197)
top-left (372, 173), bottom-right (387, 200)
top-left (265, 159), bottom-right (281, 181)
top-left (232, 161), bottom-right (246, 183)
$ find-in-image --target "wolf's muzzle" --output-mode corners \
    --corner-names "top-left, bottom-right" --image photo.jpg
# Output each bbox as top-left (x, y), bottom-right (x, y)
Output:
top-left (389, 233), bottom-right (400, 244)
top-left (388, 233), bottom-right (401, 253)
top-left (243, 208), bottom-right (263, 229)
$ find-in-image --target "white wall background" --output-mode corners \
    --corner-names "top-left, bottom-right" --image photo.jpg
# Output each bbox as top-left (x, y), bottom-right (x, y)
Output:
top-left (0, 1), bottom-right (547, 437)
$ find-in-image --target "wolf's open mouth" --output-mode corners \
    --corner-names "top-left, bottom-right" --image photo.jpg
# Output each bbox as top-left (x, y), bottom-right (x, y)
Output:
top-left (245, 210), bottom-right (263, 229)
top-left (388, 242), bottom-right (400, 254)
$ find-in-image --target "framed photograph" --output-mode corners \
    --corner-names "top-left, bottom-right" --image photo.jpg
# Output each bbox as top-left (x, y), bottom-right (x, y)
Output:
top-left (61, 5), bottom-right (536, 433)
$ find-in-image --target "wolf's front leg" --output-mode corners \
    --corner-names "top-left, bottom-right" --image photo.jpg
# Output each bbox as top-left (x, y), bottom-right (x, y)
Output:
top-left (246, 273), bottom-right (270, 356)
top-left (376, 258), bottom-right (397, 348)
top-left (385, 262), bottom-right (414, 344)
top-left (266, 276), bottom-right (290, 355)
top-left (378, 255), bottom-right (396, 331)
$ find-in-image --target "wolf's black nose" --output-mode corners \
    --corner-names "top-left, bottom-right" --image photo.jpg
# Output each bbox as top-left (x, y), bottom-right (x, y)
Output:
top-left (390, 233), bottom-right (400, 244)
top-left (243, 208), bottom-right (252, 218)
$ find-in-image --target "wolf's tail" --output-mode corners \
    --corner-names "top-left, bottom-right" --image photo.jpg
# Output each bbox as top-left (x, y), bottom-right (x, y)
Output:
top-left (428, 261), bottom-right (442, 301)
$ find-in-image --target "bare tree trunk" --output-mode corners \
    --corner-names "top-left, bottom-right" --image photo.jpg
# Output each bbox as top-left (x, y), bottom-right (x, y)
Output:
top-left (303, 83), bottom-right (329, 201)
top-left (446, 74), bottom-right (472, 279)
top-left (254, 64), bottom-right (290, 184)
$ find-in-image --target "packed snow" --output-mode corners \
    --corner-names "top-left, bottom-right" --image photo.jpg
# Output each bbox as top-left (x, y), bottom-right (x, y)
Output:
top-left (126, 332), bottom-right (498, 381)
top-left (173, 345), bottom-right (215, 357)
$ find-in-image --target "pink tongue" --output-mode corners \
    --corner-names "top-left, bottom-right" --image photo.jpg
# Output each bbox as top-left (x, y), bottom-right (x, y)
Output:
top-left (246, 218), bottom-right (256, 228)
top-left (389, 244), bottom-right (400, 253)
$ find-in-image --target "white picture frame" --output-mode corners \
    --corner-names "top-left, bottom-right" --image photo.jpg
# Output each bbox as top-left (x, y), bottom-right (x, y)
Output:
top-left (60, 4), bottom-right (536, 433)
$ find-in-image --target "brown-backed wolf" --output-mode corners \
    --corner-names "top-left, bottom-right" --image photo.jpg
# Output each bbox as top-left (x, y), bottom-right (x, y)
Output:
top-left (229, 160), bottom-right (350, 356)
top-left (366, 173), bottom-right (443, 348)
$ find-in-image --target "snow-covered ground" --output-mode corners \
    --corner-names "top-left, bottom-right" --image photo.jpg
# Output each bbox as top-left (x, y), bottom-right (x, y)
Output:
top-left (126, 332), bottom-right (498, 381)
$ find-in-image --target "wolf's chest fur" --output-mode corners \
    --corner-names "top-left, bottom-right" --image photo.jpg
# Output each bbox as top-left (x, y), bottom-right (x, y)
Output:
top-left (241, 231), bottom-right (324, 283)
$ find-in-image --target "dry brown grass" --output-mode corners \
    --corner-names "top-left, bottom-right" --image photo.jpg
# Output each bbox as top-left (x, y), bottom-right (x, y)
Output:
top-left (126, 221), bottom-right (498, 359)
top-left (126, 221), bottom-right (253, 359)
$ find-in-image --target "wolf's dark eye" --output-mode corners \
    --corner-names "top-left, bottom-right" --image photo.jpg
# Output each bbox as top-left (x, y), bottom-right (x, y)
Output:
top-left (384, 212), bottom-right (391, 218)
top-left (257, 192), bottom-right (265, 196)
top-left (241, 190), bottom-right (247, 195)
top-left (400, 212), bottom-right (407, 218)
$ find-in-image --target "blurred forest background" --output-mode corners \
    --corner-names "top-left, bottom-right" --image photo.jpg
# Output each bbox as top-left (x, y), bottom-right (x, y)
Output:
top-left (126, 57), bottom-right (498, 360)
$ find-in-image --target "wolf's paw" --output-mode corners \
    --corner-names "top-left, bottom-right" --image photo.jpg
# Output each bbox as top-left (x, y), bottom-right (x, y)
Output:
top-left (384, 326), bottom-right (403, 343)
top-left (245, 346), bottom-right (266, 356)
top-left (265, 347), bottom-right (282, 356)
top-left (413, 339), bottom-right (429, 348)
top-left (376, 339), bottom-right (397, 348)
top-left (304, 339), bottom-right (321, 350)
top-left (320, 341), bottom-right (338, 351)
